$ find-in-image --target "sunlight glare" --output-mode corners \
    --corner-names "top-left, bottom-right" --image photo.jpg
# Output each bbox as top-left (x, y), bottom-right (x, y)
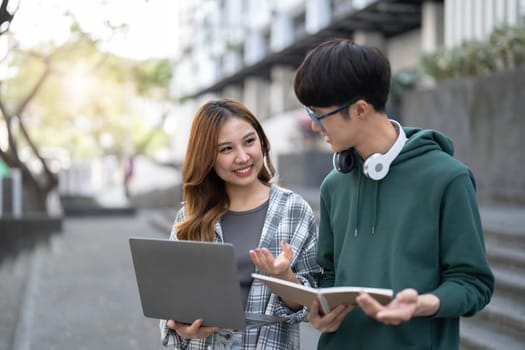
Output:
top-left (10, 0), bottom-right (180, 60)
top-left (64, 64), bottom-right (94, 106)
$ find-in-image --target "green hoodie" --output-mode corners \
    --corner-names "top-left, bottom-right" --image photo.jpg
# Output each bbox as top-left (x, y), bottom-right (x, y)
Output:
top-left (317, 127), bottom-right (494, 350)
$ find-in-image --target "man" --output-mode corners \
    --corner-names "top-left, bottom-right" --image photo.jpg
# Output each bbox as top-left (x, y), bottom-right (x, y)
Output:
top-left (293, 38), bottom-right (494, 349)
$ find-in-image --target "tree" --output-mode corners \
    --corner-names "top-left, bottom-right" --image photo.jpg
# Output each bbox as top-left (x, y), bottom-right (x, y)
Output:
top-left (0, 0), bottom-right (18, 35)
top-left (0, 15), bottom-right (173, 212)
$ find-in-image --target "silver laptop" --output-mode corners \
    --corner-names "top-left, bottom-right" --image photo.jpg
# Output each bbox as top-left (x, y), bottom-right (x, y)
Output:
top-left (129, 237), bottom-right (286, 330)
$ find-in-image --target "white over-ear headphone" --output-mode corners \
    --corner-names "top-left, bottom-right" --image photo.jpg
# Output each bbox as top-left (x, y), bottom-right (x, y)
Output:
top-left (333, 119), bottom-right (407, 180)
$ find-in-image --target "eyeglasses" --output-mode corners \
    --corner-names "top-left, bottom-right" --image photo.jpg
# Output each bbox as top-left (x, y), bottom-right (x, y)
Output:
top-left (303, 99), bottom-right (357, 129)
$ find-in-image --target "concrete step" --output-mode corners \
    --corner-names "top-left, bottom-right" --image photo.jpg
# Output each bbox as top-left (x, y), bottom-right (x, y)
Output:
top-left (481, 206), bottom-right (525, 248)
top-left (484, 228), bottom-right (525, 249)
top-left (473, 293), bottom-right (525, 339)
top-left (479, 206), bottom-right (525, 233)
top-left (460, 267), bottom-right (525, 350)
top-left (491, 265), bottom-right (525, 299)
top-left (486, 241), bottom-right (525, 271)
top-left (460, 317), bottom-right (524, 350)
top-left (145, 208), bottom-right (174, 235)
top-left (460, 207), bottom-right (525, 350)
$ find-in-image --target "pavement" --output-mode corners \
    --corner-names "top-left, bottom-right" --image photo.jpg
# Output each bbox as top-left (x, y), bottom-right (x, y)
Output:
top-left (9, 212), bottom-right (166, 350)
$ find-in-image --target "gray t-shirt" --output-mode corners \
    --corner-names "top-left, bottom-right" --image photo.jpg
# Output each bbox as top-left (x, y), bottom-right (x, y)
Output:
top-left (221, 199), bottom-right (269, 310)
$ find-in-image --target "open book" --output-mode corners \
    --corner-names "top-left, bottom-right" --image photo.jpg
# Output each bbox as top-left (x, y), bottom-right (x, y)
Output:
top-left (252, 273), bottom-right (393, 314)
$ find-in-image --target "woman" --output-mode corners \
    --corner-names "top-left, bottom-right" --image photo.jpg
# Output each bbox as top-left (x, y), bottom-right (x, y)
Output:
top-left (160, 99), bottom-right (321, 349)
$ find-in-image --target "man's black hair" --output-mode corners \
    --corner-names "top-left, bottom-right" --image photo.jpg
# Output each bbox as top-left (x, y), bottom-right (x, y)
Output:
top-left (294, 38), bottom-right (391, 112)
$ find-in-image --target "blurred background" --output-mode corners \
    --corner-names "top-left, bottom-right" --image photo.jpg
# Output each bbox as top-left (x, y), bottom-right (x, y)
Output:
top-left (1, 1), bottom-right (524, 349)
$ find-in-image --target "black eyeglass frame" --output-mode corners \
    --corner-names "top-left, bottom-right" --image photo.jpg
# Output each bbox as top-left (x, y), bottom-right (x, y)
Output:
top-left (303, 98), bottom-right (359, 129)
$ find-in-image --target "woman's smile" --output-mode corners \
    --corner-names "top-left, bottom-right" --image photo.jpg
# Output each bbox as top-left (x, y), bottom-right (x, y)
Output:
top-left (233, 165), bottom-right (253, 177)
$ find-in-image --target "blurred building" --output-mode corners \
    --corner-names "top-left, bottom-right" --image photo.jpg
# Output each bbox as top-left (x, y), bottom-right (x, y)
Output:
top-left (167, 0), bottom-right (525, 164)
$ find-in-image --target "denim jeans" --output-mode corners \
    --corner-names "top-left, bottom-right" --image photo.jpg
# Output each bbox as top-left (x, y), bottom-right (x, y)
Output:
top-left (232, 332), bottom-right (242, 349)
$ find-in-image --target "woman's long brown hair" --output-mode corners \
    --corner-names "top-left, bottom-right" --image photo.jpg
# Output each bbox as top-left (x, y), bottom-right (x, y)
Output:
top-left (176, 99), bottom-right (276, 241)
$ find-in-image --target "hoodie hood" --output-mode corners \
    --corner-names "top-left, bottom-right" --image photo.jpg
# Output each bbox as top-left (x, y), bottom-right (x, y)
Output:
top-left (397, 127), bottom-right (454, 163)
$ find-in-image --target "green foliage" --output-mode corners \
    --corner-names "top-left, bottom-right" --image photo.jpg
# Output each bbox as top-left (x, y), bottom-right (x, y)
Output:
top-left (131, 59), bottom-right (173, 96)
top-left (2, 19), bottom-right (173, 161)
top-left (390, 69), bottom-right (418, 104)
top-left (420, 18), bottom-right (525, 82)
top-left (490, 20), bottom-right (525, 69)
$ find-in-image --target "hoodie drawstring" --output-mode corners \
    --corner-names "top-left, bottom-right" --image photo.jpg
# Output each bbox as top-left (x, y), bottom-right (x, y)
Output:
top-left (371, 181), bottom-right (379, 235)
top-left (352, 171), bottom-right (379, 237)
top-left (353, 172), bottom-right (363, 237)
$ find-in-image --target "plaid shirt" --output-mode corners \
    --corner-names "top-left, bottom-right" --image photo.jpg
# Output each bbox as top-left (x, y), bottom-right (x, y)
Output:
top-left (160, 184), bottom-right (321, 349)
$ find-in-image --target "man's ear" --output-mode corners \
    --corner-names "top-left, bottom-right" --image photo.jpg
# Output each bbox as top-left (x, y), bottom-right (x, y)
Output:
top-left (354, 99), bottom-right (371, 119)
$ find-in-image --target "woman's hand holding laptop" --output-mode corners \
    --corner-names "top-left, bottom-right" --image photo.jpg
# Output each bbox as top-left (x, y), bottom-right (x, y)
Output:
top-left (167, 319), bottom-right (219, 339)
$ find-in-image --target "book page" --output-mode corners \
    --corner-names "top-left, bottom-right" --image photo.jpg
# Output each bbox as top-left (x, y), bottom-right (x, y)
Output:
top-left (320, 287), bottom-right (392, 311)
top-left (252, 273), bottom-right (393, 313)
top-left (253, 273), bottom-right (321, 307)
